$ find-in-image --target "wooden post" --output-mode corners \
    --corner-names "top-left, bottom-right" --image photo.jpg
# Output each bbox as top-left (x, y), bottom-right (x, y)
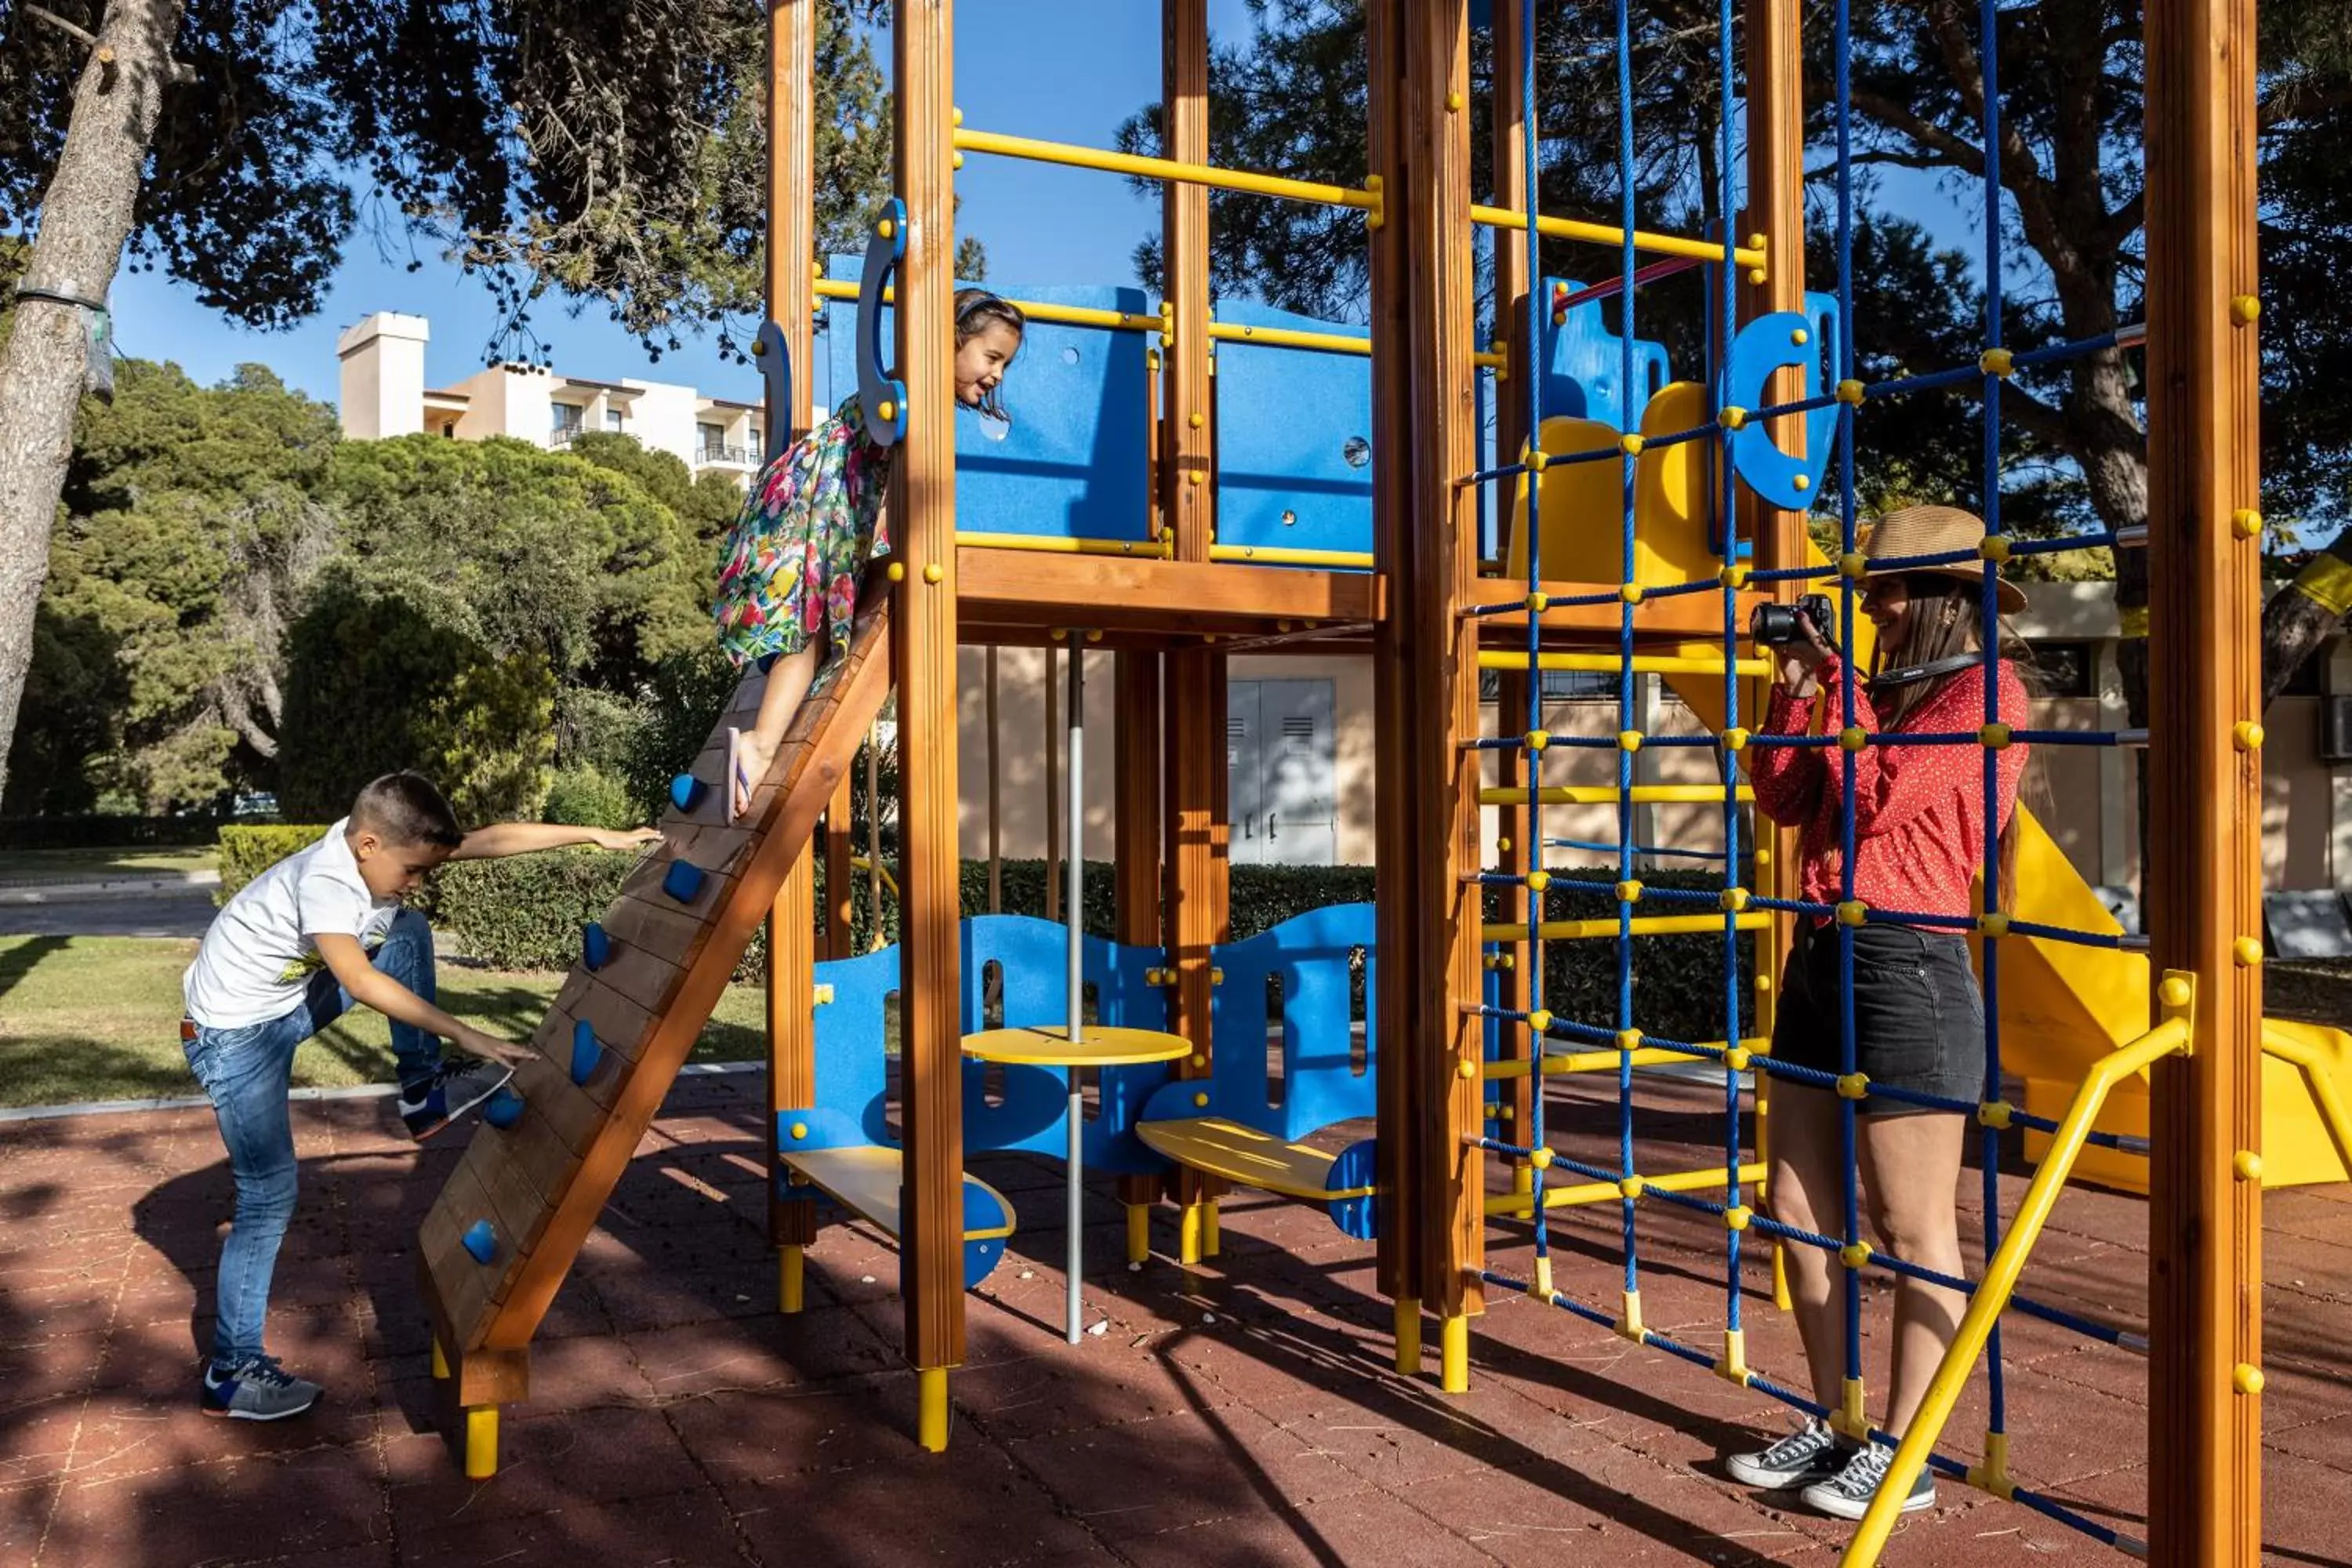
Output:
top-left (822, 775), bottom-right (855, 957)
top-left (1366, 0), bottom-right (1423, 1359)
top-left (2143, 0), bottom-right (2263, 1557)
top-left (1740, 0), bottom-right (1805, 1314)
top-left (1398, 0), bottom-right (1483, 1388)
top-left (1161, 0), bottom-right (1226, 1245)
top-left (1116, 649), bottom-right (1166, 1248)
top-left (763, 0), bottom-right (820, 1278)
top-left (1486, 0), bottom-right (1536, 1196)
top-left (888, 0), bottom-right (965, 1436)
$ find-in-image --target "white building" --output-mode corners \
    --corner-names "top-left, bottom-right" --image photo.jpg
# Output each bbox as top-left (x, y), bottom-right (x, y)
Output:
top-left (335, 312), bottom-right (766, 485)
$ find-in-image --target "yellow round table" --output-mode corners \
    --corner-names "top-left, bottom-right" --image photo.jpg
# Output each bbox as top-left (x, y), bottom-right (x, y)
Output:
top-left (963, 1024), bottom-right (1190, 1341)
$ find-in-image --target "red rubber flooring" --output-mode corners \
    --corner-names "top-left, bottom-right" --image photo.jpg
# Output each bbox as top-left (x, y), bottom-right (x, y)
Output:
top-left (1, 1072), bottom-right (2345, 1566)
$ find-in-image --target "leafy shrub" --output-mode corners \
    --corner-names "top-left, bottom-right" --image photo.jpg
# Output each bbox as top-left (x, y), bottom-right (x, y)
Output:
top-left (276, 565), bottom-right (556, 825)
top-left (616, 648), bottom-right (739, 820)
top-left (216, 824), bottom-right (332, 903)
top-left (1, 814), bottom-right (229, 851)
top-left (431, 848), bottom-right (644, 969)
top-left (541, 766), bottom-right (639, 830)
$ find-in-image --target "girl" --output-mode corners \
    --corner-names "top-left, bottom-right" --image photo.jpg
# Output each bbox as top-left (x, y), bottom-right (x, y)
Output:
top-left (1728, 504), bottom-right (2034, 1521)
top-left (713, 288), bottom-right (1026, 819)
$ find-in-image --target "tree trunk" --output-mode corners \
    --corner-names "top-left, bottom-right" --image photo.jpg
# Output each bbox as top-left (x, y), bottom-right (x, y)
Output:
top-left (0, 0), bottom-right (184, 803)
top-left (2259, 530), bottom-right (2352, 711)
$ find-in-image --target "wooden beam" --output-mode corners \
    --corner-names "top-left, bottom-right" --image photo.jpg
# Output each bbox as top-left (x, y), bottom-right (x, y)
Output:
top-left (954, 549), bottom-right (1382, 634)
top-left (889, 0), bottom-right (965, 1383)
top-left (2143, 0), bottom-right (2263, 1557)
top-left (1399, 0), bottom-right (1483, 1337)
top-left (1366, 0), bottom-right (1422, 1323)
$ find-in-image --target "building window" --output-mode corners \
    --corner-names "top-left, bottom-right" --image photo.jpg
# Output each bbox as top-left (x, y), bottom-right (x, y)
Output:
top-left (605, 408), bottom-right (623, 432)
top-left (2027, 640), bottom-right (2098, 699)
top-left (697, 420), bottom-right (722, 458)
top-left (748, 424), bottom-right (763, 453)
top-left (1479, 670), bottom-right (1615, 702)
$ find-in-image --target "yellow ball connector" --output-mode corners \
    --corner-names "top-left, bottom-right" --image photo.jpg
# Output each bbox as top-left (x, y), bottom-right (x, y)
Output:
top-left (1721, 727), bottom-right (1749, 753)
top-left (1615, 880), bottom-right (1643, 904)
top-left (1719, 405), bottom-right (1748, 431)
top-left (1839, 727), bottom-right (1868, 752)
top-left (1838, 552), bottom-right (1868, 580)
top-left (1835, 378), bottom-right (1867, 405)
top-left (1979, 347), bottom-right (2015, 377)
top-left (1836, 900), bottom-right (1869, 927)
top-left (1619, 583), bottom-right (1645, 604)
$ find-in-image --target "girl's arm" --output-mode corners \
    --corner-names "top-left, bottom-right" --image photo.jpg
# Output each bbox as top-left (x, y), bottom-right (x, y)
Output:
top-left (448, 823), bottom-right (662, 861)
top-left (1748, 673), bottom-right (1827, 827)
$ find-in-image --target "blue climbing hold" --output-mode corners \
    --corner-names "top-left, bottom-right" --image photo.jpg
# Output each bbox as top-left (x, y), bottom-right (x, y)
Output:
top-left (570, 1019), bottom-right (601, 1086)
top-left (462, 1219), bottom-right (497, 1264)
top-left (484, 1087), bottom-right (524, 1129)
top-left (670, 773), bottom-right (707, 813)
top-left (583, 921), bottom-right (611, 971)
top-left (662, 859), bottom-right (706, 904)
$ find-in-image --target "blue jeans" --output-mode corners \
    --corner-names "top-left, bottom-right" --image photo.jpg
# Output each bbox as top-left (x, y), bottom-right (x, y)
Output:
top-left (183, 909), bottom-right (440, 1369)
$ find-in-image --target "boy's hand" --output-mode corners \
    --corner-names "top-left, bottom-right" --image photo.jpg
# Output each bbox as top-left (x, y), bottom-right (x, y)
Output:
top-left (590, 826), bottom-right (664, 851)
top-left (452, 1025), bottom-right (535, 1070)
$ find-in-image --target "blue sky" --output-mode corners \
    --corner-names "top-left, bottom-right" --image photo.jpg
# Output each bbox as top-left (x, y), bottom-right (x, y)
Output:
top-left (103, 0), bottom-right (1983, 412)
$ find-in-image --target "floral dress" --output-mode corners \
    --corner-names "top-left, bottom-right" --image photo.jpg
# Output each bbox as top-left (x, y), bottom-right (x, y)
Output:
top-left (713, 393), bottom-right (892, 673)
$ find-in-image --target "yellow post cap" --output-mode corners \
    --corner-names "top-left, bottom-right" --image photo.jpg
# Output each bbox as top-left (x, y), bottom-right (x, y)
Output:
top-left (2159, 975), bottom-right (2194, 1011)
top-left (923, 562), bottom-right (944, 584)
top-left (2234, 1363), bottom-right (2266, 1395)
top-left (2230, 295), bottom-right (2261, 326)
top-left (1790, 327), bottom-right (1810, 347)
top-left (887, 562), bottom-right (906, 582)
top-left (2234, 1149), bottom-right (2264, 1181)
top-left (2234, 720), bottom-right (2265, 752)
top-left (2234, 936), bottom-right (2264, 967)
top-left (2233, 508), bottom-right (2264, 540)
top-left (1792, 474), bottom-right (1811, 492)
top-left (1457, 1059), bottom-right (1478, 1080)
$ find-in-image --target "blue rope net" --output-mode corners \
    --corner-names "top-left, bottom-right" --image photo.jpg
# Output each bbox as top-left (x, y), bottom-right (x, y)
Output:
top-left (1462, 0), bottom-right (2147, 1552)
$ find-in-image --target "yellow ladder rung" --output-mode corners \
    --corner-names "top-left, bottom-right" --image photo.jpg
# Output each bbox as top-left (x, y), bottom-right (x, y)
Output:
top-left (1478, 650), bottom-right (1771, 677)
top-left (1480, 784), bottom-right (1754, 807)
top-left (1483, 913), bottom-right (1771, 942)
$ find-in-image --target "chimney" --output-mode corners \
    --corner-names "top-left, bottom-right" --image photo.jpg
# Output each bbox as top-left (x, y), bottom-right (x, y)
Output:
top-left (336, 313), bottom-right (430, 440)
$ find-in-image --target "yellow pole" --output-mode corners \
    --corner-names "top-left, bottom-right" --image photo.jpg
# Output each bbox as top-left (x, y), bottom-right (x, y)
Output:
top-left (430, 1338), bottom-right (450, 1380)
top-left (1482, 784), bottom-right (1757, 808)
top-left (1483, 1160), bottom-right (1769, 1217)
top-left (955, 126), bottom-right (1379, 215)
top-left (779, 1244), bottom-right (806, 1314)
top-left (463, 1406), bottom-right (499, 1480)
top-left (1393, 1296), bottom-right (1422, 1374)
top-left (917, 1367), bottom-right (949, 1453)
top-left (1483, 913), bottom-right (1772, 942)
top-left (1477, 649), bottom-right (1773, 677)
top-left (1470, 201), bottom-right (1766, 268)
top-left (1842, 989), bottom-right (2194, 1566)
top-left (1125, 1203), bottom-right (1150, 1265)
top-left (1439, 1315), bottom-right (1469, 1394)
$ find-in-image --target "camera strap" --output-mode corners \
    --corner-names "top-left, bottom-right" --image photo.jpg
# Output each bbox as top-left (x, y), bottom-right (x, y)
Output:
top-left (1867, 652), bottom-right (1984, 691)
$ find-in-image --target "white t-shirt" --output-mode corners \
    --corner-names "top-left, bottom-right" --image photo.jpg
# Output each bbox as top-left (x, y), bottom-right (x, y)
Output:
top-left (183, 818), bottom-right (404, 1029)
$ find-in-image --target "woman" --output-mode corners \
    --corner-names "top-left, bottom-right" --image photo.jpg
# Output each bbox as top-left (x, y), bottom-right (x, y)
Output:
top-left (713, 287), bottom-right (1027, 819)
top-left (1726, 504), bottom-right (2034, 1521)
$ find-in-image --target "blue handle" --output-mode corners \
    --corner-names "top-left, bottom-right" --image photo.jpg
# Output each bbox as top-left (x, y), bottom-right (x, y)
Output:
top-left (582, 922), bottom-right (611, 971)
top-left (462, 1219), bottom-right (498, 1264)
top-left (670, 772), bottom-right (707, 814)
top-left (484, 1087), bottom-right (524, 1130)
top-left (662, 859), bottom-right (706, 905)
top-left (755, 320), bottom-right (792, 464)
top-left (857, 200), bottom-right (909, 447)
top-left (570, 1019), bottom-right (601, 1086)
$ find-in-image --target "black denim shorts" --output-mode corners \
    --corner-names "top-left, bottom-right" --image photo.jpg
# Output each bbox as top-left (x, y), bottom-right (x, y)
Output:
top-left (1770, 922), bottom-right (1985, 1117)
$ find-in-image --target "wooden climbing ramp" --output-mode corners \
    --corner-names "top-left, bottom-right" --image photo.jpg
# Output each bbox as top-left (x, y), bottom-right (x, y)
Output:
top-left (415, 606), bottom-right (895, 1425)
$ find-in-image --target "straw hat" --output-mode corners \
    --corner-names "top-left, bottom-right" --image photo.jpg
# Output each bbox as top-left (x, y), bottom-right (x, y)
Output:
top-left (1859, 503), bottom-right (2025, 615)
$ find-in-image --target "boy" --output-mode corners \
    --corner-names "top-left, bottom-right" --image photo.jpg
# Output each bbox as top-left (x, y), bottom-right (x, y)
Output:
top-left (181, 771), bottom-right (657, 1421)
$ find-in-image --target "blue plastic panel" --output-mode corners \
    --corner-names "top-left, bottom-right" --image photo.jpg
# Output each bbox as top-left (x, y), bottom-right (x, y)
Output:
top-left (1210, 303), bottom-right (1375, 561)
top-left (821, 260), bottom-right (1151, 543)
top-left (1722, 296), bottom-right (1844, 510)
top-left (1538, 275), bottom-right (1672, 434)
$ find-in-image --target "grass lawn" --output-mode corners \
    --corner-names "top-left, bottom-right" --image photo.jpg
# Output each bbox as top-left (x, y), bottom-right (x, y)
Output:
top-left (0, 844), bottom-right (217, 884)
top-left (0, 935), bottom-right (771, 1109)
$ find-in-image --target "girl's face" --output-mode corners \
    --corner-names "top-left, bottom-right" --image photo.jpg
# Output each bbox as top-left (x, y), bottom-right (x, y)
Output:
top-left (953, 321), bottom-right (1022, 408)
top-left (1860, 574), bottom-right (1913, 653)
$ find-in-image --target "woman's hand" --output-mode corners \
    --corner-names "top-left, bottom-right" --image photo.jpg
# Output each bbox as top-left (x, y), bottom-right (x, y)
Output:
top-left (1778, 613), bottom-right (1834, 698)
top-left (590, 826), bottom-right (665, 851)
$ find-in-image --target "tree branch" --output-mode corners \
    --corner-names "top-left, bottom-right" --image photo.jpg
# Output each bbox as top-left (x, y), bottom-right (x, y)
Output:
top-left (24, 5), bottom-right (100, 51)
top-left (1841, 85), bottom-right (1989, 178)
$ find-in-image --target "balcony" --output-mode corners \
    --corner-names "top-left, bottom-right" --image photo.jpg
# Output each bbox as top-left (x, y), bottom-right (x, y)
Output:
top-left (548, 426), bottom-right (588, 450)
top-left (696, 444), bottom-right (756, 468)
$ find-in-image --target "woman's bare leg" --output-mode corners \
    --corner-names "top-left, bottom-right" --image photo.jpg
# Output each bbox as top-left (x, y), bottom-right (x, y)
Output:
top-left (1857, 1109), bottom-right (1969, 1438)
top-left (1764, 1083), bottom-right (1849, 1414)
top-left (735, 644), bottom-right (822, 818)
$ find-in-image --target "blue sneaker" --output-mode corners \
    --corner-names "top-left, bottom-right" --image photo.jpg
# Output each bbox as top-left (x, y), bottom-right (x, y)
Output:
top-left (201, 1356), bottom-right (321, 1421)
top-left (398, 1060), bottom-right (514, 1142)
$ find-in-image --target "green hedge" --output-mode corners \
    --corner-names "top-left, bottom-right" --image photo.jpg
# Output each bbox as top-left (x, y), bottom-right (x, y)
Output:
top-left (2, 815), bottom-right (231, 851)
top-left (205, 832), bottom-right (1746, 1039)
top-left (216, 824), bottom-right (335, 903)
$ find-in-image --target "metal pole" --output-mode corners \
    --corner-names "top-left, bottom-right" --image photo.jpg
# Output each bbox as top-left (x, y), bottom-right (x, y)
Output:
top-left (1065, 635), bottom-right (1086, 1342)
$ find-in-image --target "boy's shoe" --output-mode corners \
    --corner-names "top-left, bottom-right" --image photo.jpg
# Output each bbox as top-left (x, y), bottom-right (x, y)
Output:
top-left (1800, 1440), bottom-right (1936, 1521)
top-left (398, 1060), bottom-right (514, 1142)
top-left (1725, 1417), bottom-right (1849, 1490)
top-left (201, 1356), bottom-right (321, 1421)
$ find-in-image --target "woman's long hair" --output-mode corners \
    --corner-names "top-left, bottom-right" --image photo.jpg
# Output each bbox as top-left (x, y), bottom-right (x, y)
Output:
top-left (1872, 574), bottom-right (2049, 907)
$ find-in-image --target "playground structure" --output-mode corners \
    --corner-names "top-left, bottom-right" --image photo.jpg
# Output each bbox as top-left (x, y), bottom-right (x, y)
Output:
top-left (405, 1), bottom-right (2307, 1563)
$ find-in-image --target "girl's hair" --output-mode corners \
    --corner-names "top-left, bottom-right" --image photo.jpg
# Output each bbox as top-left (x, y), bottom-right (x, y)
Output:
top-left (1874, 573), bottom-right (2049, 907)
top-left (953, 289), bottom-right (1025, 426)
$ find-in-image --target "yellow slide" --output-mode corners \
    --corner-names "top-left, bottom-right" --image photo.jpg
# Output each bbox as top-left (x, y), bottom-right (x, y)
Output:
top-left (1515, 387), bottom-right (2352, 1191)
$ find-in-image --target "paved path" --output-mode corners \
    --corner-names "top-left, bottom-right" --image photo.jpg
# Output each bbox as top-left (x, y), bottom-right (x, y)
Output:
top-left (0, 1076), bottom-right (2344, 1566)
top-left (0, 887), bottom-right (220, 940)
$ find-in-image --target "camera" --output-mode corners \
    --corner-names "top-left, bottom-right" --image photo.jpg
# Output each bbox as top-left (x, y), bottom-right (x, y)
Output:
top-left (1750, 593), bottom-right (1835, 648)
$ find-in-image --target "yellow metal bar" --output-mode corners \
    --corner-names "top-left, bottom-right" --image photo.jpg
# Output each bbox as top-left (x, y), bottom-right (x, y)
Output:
top-left (1486, 1160), bottom-right (1768, 1217)
top-left (779, 1244), bottom-right (805, 1314)
top-left (430, 1338), bottom-right (450, 1380)
top-left (1478, 649), bottom-right (1772, 677)
top-left (1439, 1315), bottom-right (1470, 1393)
top-left (958, 530), bottom-right (1174, 559)
top-left (1203, 1197), bottom-right (1221, 1258)
top-left (816, 274), bottom-right (1161, 335)
top-left (1125, 1203), bottom-right (1151, 1265)
top-left (1178, 1199), bottom-right (1203, 1265)
top-left (1482, 783), bottom-right (1755, 807)
top-left (1207, 542), bottom-right (1375, 568)
top-left (956, 126), bottom-right (1379, 215)
top-left (917, 1367), bottom-right (949, 1453)
top-left (1483, 1036), bottom-right (1769, 1079)
top-left (1470, 201), bottom-right (1766, 268)
top-left (1394, 1296), bottom-right (1422, 1374)
top-left (2261, 1025), bottom-right (2352, 1177)
top-left (1842, 987), bottom-right (2195, 1566)
top-left (463, 1406), bottom-right (499, 1479)
top-left (1483, 913), bottom-right (1771, 942)
top-left (1209, 320), bottom-right (1367, 355)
